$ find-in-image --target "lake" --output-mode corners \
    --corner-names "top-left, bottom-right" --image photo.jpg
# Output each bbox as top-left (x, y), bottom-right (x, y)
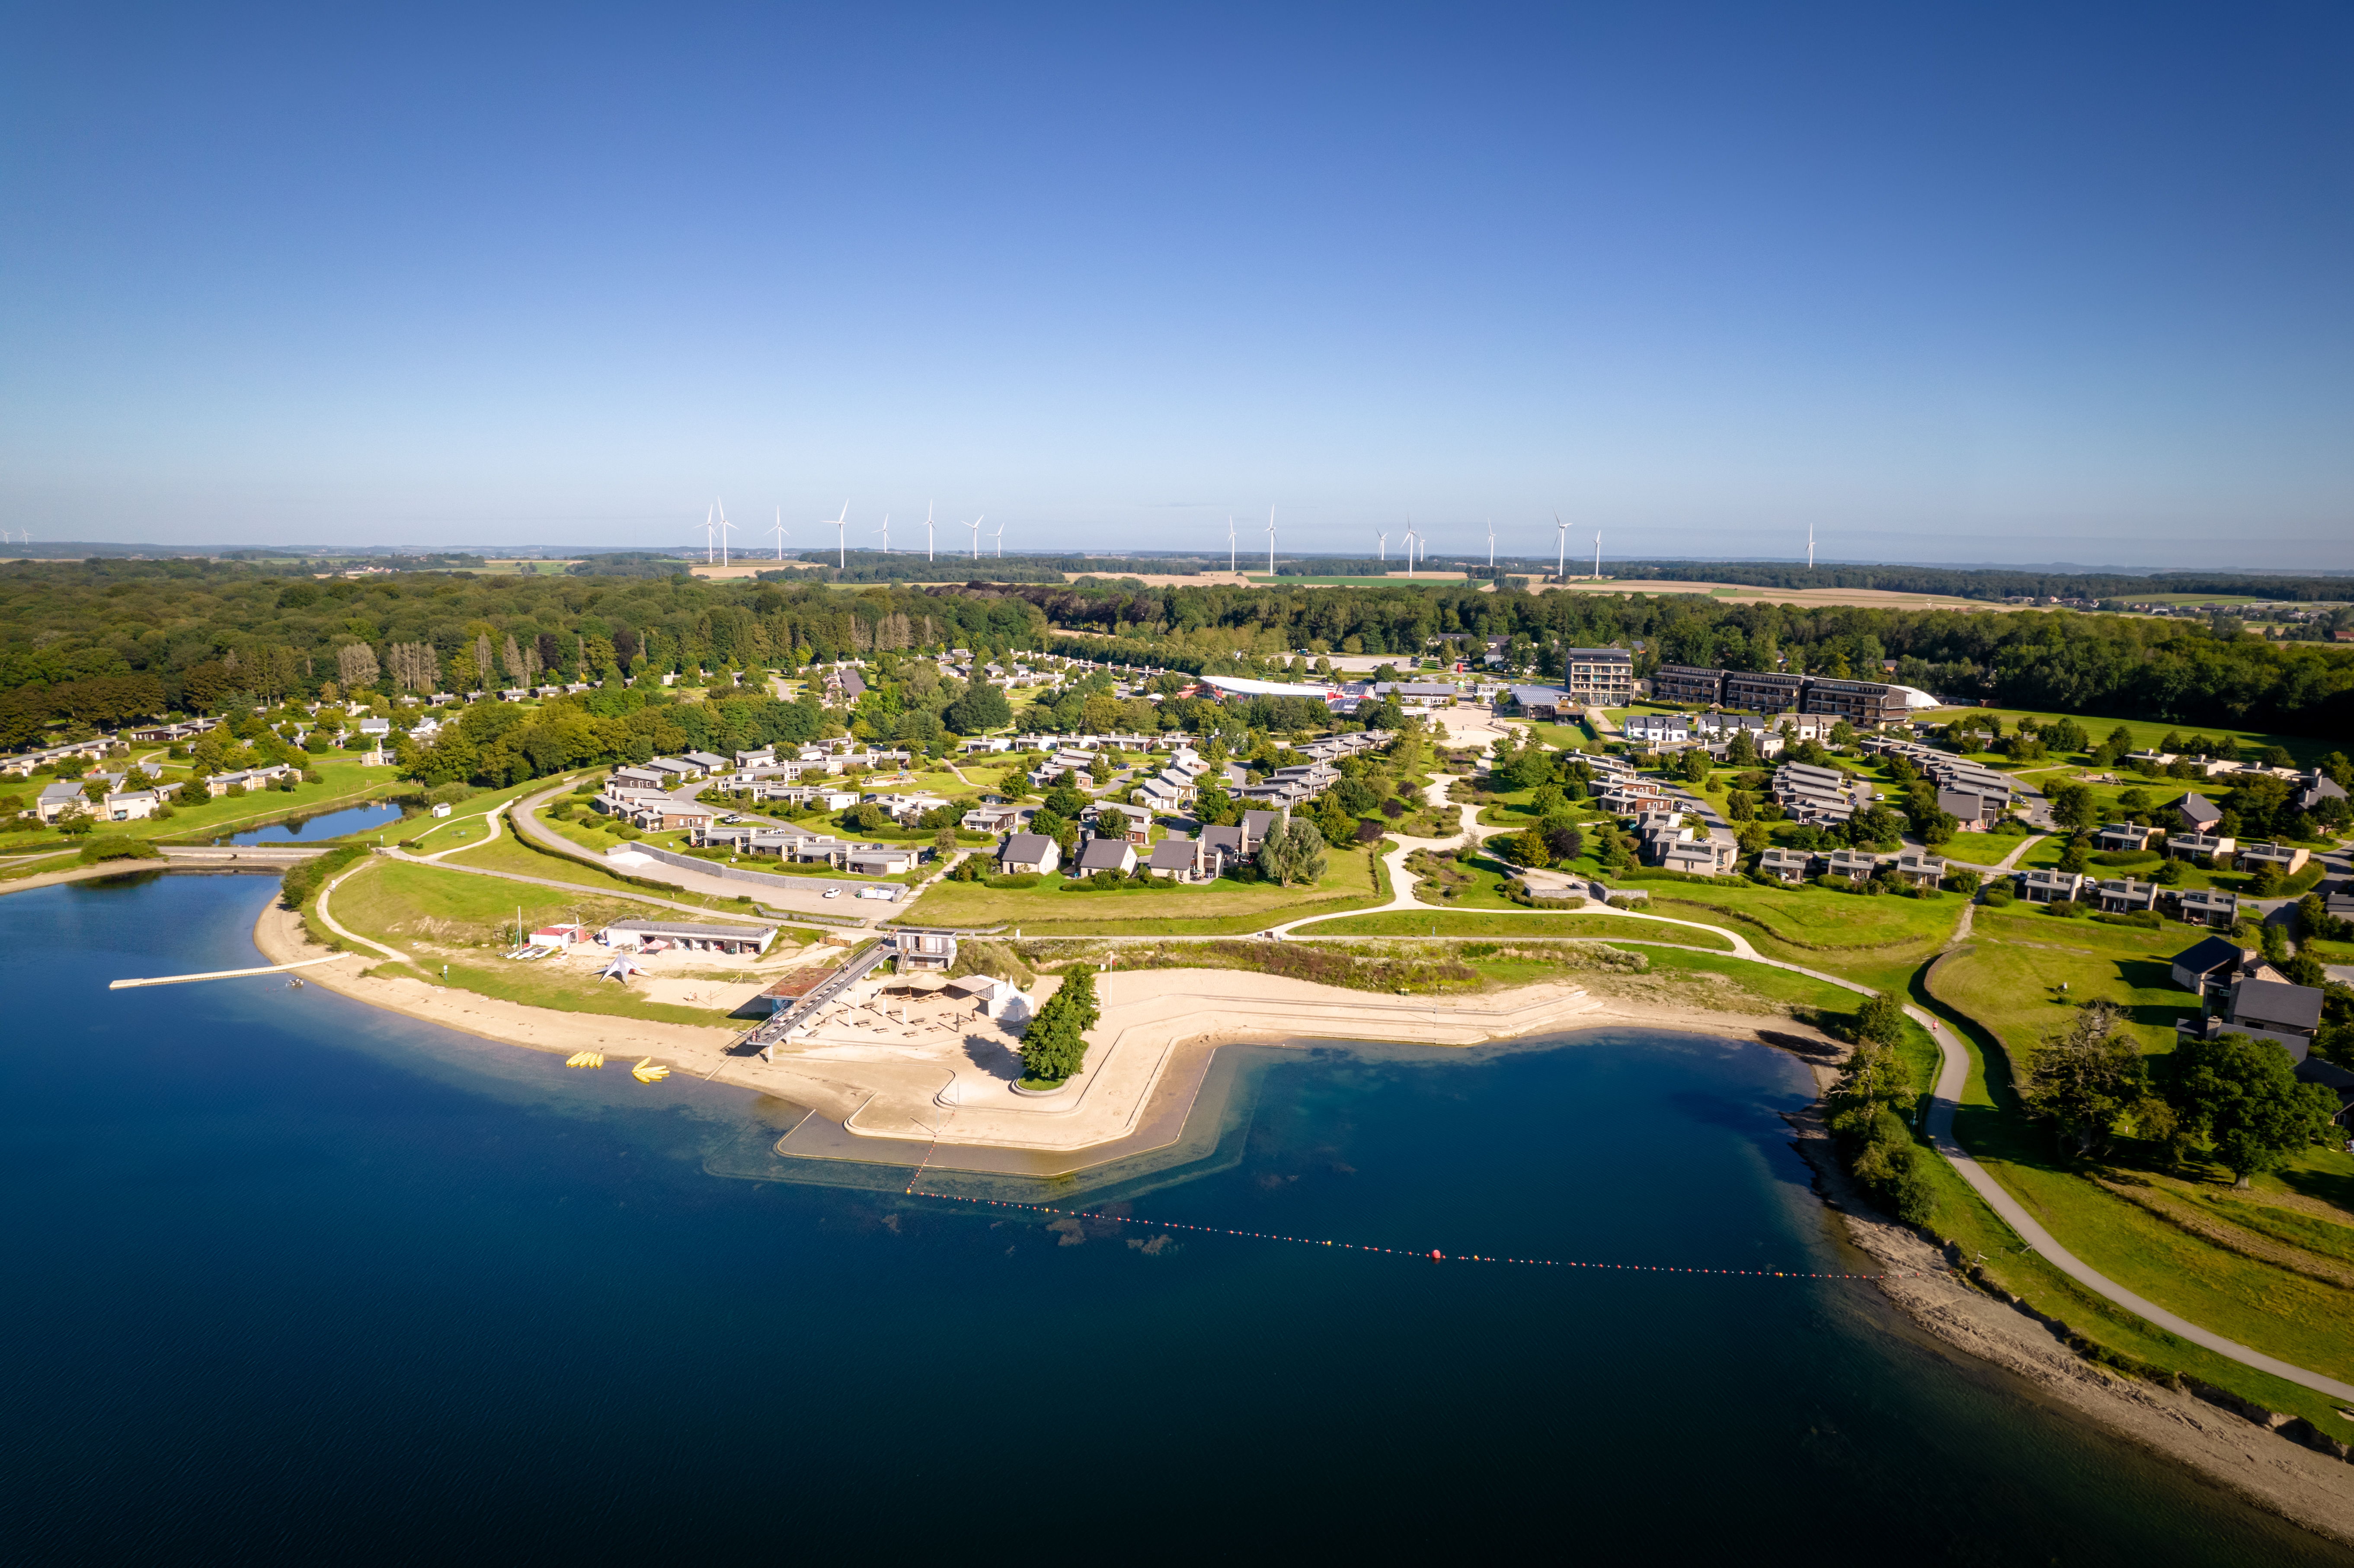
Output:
top-left (221, 798), bottom-right (408, 846)
top-left (4, 873), bottom-right (2344, 1564)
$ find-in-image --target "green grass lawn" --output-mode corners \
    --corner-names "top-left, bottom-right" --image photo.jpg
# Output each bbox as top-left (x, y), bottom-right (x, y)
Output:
top-left (1930, 907), bottom-right (2197, 1053)
top-left (1917, 705), bottom-right (2332, 763)
top-left (1923, 930), bottom-right (2354, 1389)
top-left (901, 846), bottom-right (1383, 932)
top-left (328, 858), bottom-right (788, 1027)
top-left (443, 823), bottom-right (784, 917)
top-left (1295, 910), bottom-right (1734, 947)
top-left (1642, 881), bottom-right (1963, 962)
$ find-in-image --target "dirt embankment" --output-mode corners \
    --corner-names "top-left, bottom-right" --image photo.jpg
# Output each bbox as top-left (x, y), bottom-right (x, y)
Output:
top-left (1782, 1102), bottom-right (2354, 1546)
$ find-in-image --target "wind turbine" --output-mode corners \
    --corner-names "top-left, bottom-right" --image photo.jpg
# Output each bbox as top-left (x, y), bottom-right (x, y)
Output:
top-left (1485, 519), bottom-right (1496, 571)
top-left (1378, 529), bottom-right (1388, 564)
top-left (1807, 526), bottom-right (1815, 570)
top-left (701, 501), bottom-right (716, 564)
top-left (771, 508), bottom-right (789, 562)
top-left (1593, 532), bottom-right (1602, 580)
top-left (924, 502), bottom-right (935, 563)
top-left (990, 520), bottom-right (1005, 557)
top-left (1265, 508), bottom-right (1276, 575)
top-left (1554, 514), bottom-right (1568, 581)
top-left (825, 501), bottom-right (849, 568)
top-left (1226, 517), bottom-right (1237, 575)
top-left (966, 515), bottom-right (984, 559)
top-left (873, 514), bottom-right (891, 554)
top-left (716, 500), bottom-right (736, 566)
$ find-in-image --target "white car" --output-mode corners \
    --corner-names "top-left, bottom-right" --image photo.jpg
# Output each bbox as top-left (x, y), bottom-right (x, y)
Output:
top-left (822, 888), bottom-right (841, 899)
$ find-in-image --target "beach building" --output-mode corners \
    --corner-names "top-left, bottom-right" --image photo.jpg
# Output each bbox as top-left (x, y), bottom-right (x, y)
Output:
top-left (595, 919), bottom-right (777, 956)
top-left (896, 932), bottom-right (958, 973)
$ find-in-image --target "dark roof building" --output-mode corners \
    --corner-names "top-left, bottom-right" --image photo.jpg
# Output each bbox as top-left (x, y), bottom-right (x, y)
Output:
top-left (2176, 792), bottom-right (2223, 833)
top-left (2168, 935), bottom-right (2245, 990)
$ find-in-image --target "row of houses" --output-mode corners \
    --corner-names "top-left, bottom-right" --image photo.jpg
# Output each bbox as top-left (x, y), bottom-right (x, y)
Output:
top-left (2012, 867), bottom-right (2239, 926)
top-left (1755, 846), bottom-right (1950, 887)
top-left (1855, 737), bottom-right (2021, 829)
top-left (998, 808), bottom-right (1287, 885)
top-left (1618, 711), bottom-right (1836, 757)
top-left (29, 760), bottom-right (294, 824)
top-left (687, 819), bottom-right (924, 876)
top-left (1771, 760), bottom-right (1878, 825)
top-left (2091, 818), bottom-right (2311, 875)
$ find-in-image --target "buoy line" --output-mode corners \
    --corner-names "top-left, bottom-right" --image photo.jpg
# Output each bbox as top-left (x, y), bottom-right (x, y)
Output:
top-left (907, 1190), bottom-right (1918, 1279)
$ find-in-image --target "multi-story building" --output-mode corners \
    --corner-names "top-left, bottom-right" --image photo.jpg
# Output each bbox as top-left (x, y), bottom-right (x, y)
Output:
top-left (1562, 647), bottom-right (1634, 709)
top-left (1721, 670), bottom-right (1808, 714)
top-left (1649, 664), bottom-right (1725, 706)
top-left (1800, 677), bottom-right (1912, 726)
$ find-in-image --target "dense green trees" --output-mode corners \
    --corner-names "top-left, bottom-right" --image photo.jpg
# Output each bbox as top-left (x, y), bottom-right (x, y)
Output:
top-left (2158, 1033), bottom-right (2340, 1185)
top-left (1019, 966), bottom-right (1100, 1085)
top-left (1256, 814), bottom-right (1328, 887)
top-left (2018, 1004), bottom-right (2151, 1157)
top-left (1828, 995), bottom-right (1933, 1224)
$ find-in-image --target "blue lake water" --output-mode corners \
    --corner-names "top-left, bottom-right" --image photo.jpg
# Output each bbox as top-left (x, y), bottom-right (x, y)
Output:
top-left (5, 872), bottom-right (2345, 1563)
top-left (221, 798), bottom-right (408, 845)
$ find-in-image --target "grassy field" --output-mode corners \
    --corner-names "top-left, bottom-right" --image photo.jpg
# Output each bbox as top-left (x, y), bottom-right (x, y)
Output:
top-left (1929, 907), bottom-right (2194, 1053)
top-left (329, 858), bottom-right (791, 1027)
top-left (1295, 910), bottom-right (1734, 947)
top-left (441, 823), bottom-right (786, 917)
top-left (1643, 881), bottom-right (1962, 958)
top-left (900, 846), bottom-right (1384, 932)
top-left (1918, 705), bottom-right (2332, 763)
top-left (1923, 933), bottom-right (2354, 1388)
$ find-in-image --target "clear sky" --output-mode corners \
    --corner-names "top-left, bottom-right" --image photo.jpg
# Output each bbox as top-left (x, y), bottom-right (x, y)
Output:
top-left (3, 2), bottom-right (2350, 567)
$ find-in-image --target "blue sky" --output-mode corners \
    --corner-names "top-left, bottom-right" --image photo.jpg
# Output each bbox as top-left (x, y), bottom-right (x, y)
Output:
top-left (3, 2), bottom-right (2350, 567)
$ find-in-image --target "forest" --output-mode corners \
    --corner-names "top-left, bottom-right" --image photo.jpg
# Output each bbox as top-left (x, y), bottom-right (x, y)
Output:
top-left (1020, 580), bottom-right (2354, 735)
top-left (3, 559), bottom-right (2351, 747)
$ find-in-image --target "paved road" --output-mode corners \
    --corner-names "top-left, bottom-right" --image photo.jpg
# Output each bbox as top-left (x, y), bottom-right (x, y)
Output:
top-left (504, 780), bottom-right (892, 917)
top-left (1916, 1006), bottom-right (2354, 1402)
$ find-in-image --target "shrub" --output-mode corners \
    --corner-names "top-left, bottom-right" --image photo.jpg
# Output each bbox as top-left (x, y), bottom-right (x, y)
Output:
top-left (278, 844), bottom-right (367, 908)
top-left (78, 836), bottom-right (163, 864)
top-left (2044, 898), bottom-right (2089, 919)
top-left (1980, 887), bottom-right (2014, 907)
top-left (2094, 909), bottom-right (2162, 930)
top-left (988, 873), bottom-right (1040, 890)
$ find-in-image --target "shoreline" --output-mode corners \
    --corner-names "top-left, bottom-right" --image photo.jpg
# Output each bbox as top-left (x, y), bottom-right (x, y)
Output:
top-left (252, 892), bottom-right (1804, 1164)
top-left (247, 881), bottom-right (2354, 1542)
top-left (1782, 1100), bottom-right (2354, 1546)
